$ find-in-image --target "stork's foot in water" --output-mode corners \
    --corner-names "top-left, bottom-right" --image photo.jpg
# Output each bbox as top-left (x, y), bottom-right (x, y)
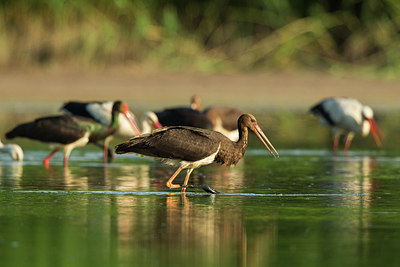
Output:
top-left (183, 184), bottom-right (220, 194)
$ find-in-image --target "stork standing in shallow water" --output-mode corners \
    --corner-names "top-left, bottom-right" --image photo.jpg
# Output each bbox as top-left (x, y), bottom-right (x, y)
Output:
top-left (0, 138), bottom-right (23, 161)
top-left (115, 114), bottom-right (279, 193)
top-left (6, 101), bottom-right (138, 167)
top-left (61, 101), bottom-right (142, 162)
top-left (310, 97), bottom-right (384, 152)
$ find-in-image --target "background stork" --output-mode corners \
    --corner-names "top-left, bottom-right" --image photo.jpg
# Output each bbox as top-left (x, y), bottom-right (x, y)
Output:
top-left (190, 95), bottom-right (245, 141)
top-left (6, 101), bottom-right (138, 166)
top-left (0, 138), bottom-right (24, 161)
top-left (141, 107), bottom-right (212, 134)
top-left (310, 97), bottom-right (384, 152)
top-left (61, 100), bottom-right (142, 162)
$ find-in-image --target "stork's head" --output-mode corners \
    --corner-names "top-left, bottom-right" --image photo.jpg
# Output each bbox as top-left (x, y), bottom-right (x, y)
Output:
top-left (362, 105), bottom-right (384, 147)
top-left (141, 111), bottom-right (163, 134)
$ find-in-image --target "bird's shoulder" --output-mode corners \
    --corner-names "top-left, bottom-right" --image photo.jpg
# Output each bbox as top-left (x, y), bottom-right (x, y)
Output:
top-left (148, 126), bottom-right (219, 142)
top-left (116, 126), bottom-right (224, 161)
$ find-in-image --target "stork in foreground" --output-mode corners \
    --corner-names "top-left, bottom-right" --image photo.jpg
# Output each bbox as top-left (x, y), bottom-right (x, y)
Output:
top-left (191, 95), bottom-right (246, 141)
top-left (61, 101), bottom-right (142, 162)
top-left (6, 101), bottom-right (138, 167)
top-left (115, 114), bottom-right (279, 194)
top-left (310, 97), bottom-right (384, 152)
top-left (0, 138), bottom-right (24, 161)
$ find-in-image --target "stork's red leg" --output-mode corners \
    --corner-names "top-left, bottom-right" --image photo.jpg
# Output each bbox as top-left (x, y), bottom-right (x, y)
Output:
top-left (43, 148), bottom-right (60, 167)
top-left (103, 143), bottom-right (108, 164)
top-left (333, 135), bottom-right (339, 152)
top-left (63, 156), bottom-right (69, 167)
top-left (166, 167), bottom-right (183, 189)
top-left (181, 169), bottom-right (194, 193)
top-left (343, 133), bottom-right (354, 153)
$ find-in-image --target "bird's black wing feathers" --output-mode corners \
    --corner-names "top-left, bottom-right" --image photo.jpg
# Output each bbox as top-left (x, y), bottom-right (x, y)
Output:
top-left (310, 101), bottom-right (335, 126)
top-left (6, 115), bottom-right (88, 144)
top-left (62, 102), bottom-right (95, 119)
top-left (115, 126), bottom-right (221, 161)
top-left (156, 108), bottom-right (213, 129)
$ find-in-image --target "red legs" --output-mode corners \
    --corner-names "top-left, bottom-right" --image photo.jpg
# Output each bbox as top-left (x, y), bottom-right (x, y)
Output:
top-left (103, 137), bottom-right (114, 164)
top-left (333, 135), bottom-right (339, 152)
top-left (181, 169), bottom-right (194, 193)
top-left (343, 133), bottom-right (354, 154)
top-left (166, 167), bottom-right (195, 193)
top-left (63, 156), bottom-right (69, 167)
top-left (43, 148), bottom-right (60, 167)
top-left (103, 142), bottom-right (109, 164)
top-left (166, 167), bottom-right (183, 189)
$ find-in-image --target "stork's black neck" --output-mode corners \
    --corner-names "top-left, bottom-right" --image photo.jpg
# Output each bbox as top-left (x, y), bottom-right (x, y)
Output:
top-left (109, 102), bottom-right (122, 131)
top-left (236, 125), bottom-right (249, 154)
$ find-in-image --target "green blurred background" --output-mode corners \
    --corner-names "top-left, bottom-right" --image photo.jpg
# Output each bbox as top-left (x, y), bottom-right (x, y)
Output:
top-left (2, 0), bottom-right (400, 76)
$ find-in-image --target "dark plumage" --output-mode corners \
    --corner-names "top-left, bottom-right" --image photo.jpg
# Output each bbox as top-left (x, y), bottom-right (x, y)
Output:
top-left (61, 100), bottom-right (142, 162)
top-left (6, 115), bottom-right (90, 144)
top-left (310, 102), bottom-right (335, 126)
top-left (61, 101), bottom-right (98, 119)
top-left (115, 114), bottom-right (279, 193)
top-left (156, 108), bottom-right (212, 129)
top-left (6, 101), bottom-right (137, 166)
top-left (190, 95), bottom-right (245, 141)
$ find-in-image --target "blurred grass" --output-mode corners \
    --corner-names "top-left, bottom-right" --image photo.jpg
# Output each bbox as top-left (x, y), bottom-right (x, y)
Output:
top-left (1, 0), bottom-right (400, 76)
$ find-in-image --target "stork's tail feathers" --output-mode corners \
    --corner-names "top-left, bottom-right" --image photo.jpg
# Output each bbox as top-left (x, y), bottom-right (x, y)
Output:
top-left (309, 103), bottom-right (335, 126)
top-left (114, 137), bottom-right (144, 154)
top-left (310, 103), bottom-right (323, 115)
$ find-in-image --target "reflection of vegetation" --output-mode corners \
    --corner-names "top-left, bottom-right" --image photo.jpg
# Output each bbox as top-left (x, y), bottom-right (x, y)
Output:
top-left (1, 0), bottom-right (400, 75)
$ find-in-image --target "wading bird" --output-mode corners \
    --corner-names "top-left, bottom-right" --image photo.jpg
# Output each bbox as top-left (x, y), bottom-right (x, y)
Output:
top-left (190, 95), bottom-right (246, 141)
top-left (115, 114), bottom-right (279, 193)
top-left (61, 100), bottom-right (142, 162)
top-left (6, 101), bottom-right (138, 167)
top-left (141, 107), bottom-right (212, 134)
top-left (310, 97), bottom-right (384, 152)
top-left (0, 138), bottom-right (23, 161)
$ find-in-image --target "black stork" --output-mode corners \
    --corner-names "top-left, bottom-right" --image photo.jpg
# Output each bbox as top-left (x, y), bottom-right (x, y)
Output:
top-left (310, 97), bottom-right (384, 152)
top-left (190, 95), bottom-right (246, 141)
top-left (0, 138), bottom-right (24, 161)
top-left (115, 113), bottom-right (279, 193)
top-left (6, 101), bottom-right (138, 167)
top-left (61, 100), bottom-right (142, 162)
top-left (141, 107), bottom-right (212, 134)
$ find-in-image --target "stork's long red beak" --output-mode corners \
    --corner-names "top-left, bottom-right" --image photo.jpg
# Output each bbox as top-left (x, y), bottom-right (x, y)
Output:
top-left (153, 121), bottom-right (163, 129)
top-left (368, 118), bottom-right (384, 147)
top-left (253, 125), bottom-right (279, 159)
top-left (123, 110), bottom-right (142, 135)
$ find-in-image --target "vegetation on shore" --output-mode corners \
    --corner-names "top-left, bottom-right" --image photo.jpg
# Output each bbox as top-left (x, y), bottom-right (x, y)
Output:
top-left (1, 0), bottom-right (400, 76)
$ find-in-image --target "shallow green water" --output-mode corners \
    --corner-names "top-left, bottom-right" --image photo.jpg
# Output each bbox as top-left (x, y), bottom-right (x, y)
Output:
top-left (1, 149), bottom-right (400, 267)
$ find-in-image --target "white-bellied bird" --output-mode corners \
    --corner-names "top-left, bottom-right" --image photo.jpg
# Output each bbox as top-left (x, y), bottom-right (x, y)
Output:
top-left (310, 97), bottom-right (384, 152)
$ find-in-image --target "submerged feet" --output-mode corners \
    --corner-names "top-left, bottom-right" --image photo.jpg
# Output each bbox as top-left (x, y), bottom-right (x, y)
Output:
top-left (182, 184), bottom-right (220, 194)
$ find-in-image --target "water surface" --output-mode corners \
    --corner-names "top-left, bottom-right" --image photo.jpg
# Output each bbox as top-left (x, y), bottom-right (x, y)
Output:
top-left (1, 149), bottom-right (400, 266)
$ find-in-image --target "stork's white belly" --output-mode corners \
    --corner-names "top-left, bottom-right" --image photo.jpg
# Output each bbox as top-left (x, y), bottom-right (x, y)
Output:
top-left (161, 144), bottom-right (221, 169)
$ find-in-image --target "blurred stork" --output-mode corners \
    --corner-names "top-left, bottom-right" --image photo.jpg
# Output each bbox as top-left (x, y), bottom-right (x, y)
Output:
top-left (310, 97), bottom-right (384, 152)
top-left (6, 101), bottom-right (138, 167)
top-left (141, 108), bottom-right (211, 134)
top-left (0, 138), bottom-right (23, 161)
top-left (61, 100), bottom-right (142, 162)
top-left (191, 95), bottom-right (245, 141)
